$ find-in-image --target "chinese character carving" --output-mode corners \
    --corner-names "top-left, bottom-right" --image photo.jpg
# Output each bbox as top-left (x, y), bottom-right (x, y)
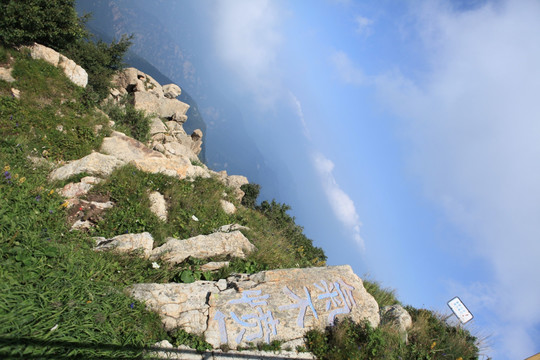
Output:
top-left (278, 286), bottom-right (318, 328)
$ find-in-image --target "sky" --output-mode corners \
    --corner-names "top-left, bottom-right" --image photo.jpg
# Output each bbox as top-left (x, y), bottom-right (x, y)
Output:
top-left (88, 0), bottom-right (540, 358)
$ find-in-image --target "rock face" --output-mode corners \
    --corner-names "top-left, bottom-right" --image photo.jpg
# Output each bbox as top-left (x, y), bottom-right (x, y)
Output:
top-left (128, 265), bottom-right (379, 349)
top-left (149, 340), bottom-right (315, 360)
top-left (49, 152), bottom-right (125, 181)
top-left (380, 304), bottom-right (412, 342)
top-left (24, 43), bottom-right (88, 87)
top-left (94, 232), bottom-right (154, 258)
top-left (150, 231), bottom-right (255, 264)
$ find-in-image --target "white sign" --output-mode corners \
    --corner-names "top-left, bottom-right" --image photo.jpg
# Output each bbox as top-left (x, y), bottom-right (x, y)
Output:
top-left (447, 297), bottom-right (473, 324)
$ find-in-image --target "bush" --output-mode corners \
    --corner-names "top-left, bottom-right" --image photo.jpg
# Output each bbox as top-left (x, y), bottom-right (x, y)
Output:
top-left (240, 183), bottom-right (260, 208)
top-left (103, 95), bottom-right (151, 142)
top-left (0, 0), bottom-right (85, 49)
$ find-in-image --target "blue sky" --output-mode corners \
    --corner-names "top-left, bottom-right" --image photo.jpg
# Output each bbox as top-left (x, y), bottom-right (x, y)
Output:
top-left (95, 0), bottom-right (540, 358)
top-left (180, 1), bottom-right (540, 358)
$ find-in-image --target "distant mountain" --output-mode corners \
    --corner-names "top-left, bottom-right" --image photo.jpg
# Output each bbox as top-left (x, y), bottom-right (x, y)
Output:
top-left (77, 0), bottom-right (281, 199)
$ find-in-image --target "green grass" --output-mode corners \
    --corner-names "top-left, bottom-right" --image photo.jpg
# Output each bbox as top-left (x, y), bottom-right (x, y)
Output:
top-left (363, 278), bottom-right (401, 308)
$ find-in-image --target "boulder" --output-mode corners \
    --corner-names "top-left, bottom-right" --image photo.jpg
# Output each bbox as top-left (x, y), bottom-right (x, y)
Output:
top-left (150, 230), bottom-right (255, 264)
top-left (94, 232), bottom-right (154, 258)
top-left (149, 117), bottom-right (168, 135)
top-left (133, 92), bottom-right (189, 119)
top-left (220, 199), bottom-right (236, 215)
top-left (132, 156), bottom-right (190, 179)
top-left (127, 265), bottom-right (379, 349)
top-left (25, 43), bottom-right (87, 87)
top-left (57, 176), bottom-right (102, 199)
top-left (149, 191), bottom-right (167, 221)
top-left (0, 67), bottom-right (15, 83)
top-left (380, 304), bottom-right (412, 342)
top-left (190, 129), bottom-right (203, 155)
top-left (148, 340), bottom-right (315, 359)
top-left (101, 131), bottom-right (165, 164)
top-left (49, 152), bottom-right (125, 181)
top-left (163, 84), bottom-right (182, 98)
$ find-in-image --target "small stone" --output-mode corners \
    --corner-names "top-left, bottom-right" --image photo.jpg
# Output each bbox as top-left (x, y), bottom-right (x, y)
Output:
top-left (10, 88), bottom-right (20, 99)
top-left (220, 199), bottom-right (236, 215)
top-left (149, 191), bottom-right (167, 221)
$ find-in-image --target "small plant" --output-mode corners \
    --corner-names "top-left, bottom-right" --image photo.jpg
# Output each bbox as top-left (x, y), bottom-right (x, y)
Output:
top-left (103, 95), bottom-right (151, 142)
top-left (363, 278), bottom-right (400, 307)
top-left (169, 328), bottom-right (212, 353)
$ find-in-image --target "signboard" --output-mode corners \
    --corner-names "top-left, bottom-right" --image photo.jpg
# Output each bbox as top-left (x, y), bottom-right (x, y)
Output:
top-left (447, 297), bottom-right (473, 324)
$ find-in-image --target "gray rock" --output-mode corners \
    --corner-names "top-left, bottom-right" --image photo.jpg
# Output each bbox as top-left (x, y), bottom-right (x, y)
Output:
top-left (149, 191), bottom-right (168, 221)
top-left (24, 43), bottom-right (87, 87)
top-left (163, 84), bottom-right (182, 99)
top-left (128, 265), bottom-right (379, 350)
top-left (57, 176), bottom-right (102, 199)
top-left (94, 232), bottom-right (154, 258)
top-left (149, 117), bottom-right (168, 135)
top-left (133, 92), bottom-right (189, 119)
top-left (150, 230), bottom-right (256, 264)
top-left (49, 152), bottom-right (125, 181)
top-left (0, 67), bottom-right (15, 83)
top-left (220, 200), bottom-right (236, 215)
top-left (380, 304), bottom-right (412, 342)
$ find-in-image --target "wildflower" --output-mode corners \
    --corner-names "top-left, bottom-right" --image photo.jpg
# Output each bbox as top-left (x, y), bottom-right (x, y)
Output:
top-left (48, 189), bottom-right (54, 196)
top-left (3, 165), bottom-right (9, 172)
top-left (4, 171), bottom-right (11, 180)
top-left (14, 173), bottom-right (19, 179)
top-left (86, 300), bottom-right (92, 304)
top-left (431, 341), bottom-right (437, 350)
top-left (152, 262), bottom-right (160, 269)
top-left (49, 210), bottom-right (53, 214)
top-left (191, 215), bottom-right (199, 222)
top-left (35, 195), bottom-right (41, 202)
top-left (60, 201), bottom-right (69, 208)
top-left (129, 303), bottom-right (135, 309)
top-left (456, 358), bottom-right (463, 360)
top-left (49, 324), bottom-right (58, 332)
top-left (18, 176), bottom-right (25, 184)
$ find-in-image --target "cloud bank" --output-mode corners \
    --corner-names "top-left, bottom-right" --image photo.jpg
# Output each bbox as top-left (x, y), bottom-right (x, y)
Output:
top-left (372, 1), bottom-right (540, 358)
top-left (313, 152), bottom-right (364, 250)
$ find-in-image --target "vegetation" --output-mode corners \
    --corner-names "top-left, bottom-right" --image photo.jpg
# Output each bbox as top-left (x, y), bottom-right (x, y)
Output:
top-left (363, 278), bottom-right (401, 308)
top-left (0, 0), bottom-right (85, 49)
top-left (102, 95), bottom-right (151, 142)
top-left (0, 2), bottom-right (481, 358)
top-left (306, 316), bottom-right (479, 360)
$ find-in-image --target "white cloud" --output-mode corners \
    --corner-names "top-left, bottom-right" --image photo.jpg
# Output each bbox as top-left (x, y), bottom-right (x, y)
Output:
top-left (313, 153), bottom-right (364, 250)
top-left (288, 92), bottom-right (311, 139)
top-left (330, 50), bottom-right (367, 85)
top-left (372, 0), bottom-right (540, 358)
top-left (354, 15), bottom-right (373, 36)
top-left (212, 0), bottom-right (282, 107)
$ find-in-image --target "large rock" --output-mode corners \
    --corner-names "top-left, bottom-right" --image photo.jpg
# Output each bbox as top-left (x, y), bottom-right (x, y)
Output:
top-left (133, 91), bottom-right (189, 119)
top-left (380, 304), bottom-right (412, 342)
top-left (149, 191), bottom-right (167, 221)
top-left (148, 340), bottom-right (315, 360)
top-left (163, 84), bottom-right (182, 98)
top-left (49, 152), bottom-right (125, 181)
top-left (150, 230), bottom-right (255, 264)
top-left (0, 67), bottom-right (15, 83)
top-left (25, 43), bottom-right (87, 87)
top-left (57, 176), bottom-right (102, 199)
top-left (100, 131), bottom-right (191, 178)
top-left (127, 265), bottom-right (379, 349)
top-left (94, 232), bottom-right (154, 258)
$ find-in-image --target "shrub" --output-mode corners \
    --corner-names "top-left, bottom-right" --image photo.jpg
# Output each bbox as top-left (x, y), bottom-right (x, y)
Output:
top-left (103, 95), bottom-right (151, 142)
top-left (0, 0), bottom-right (85, 49)
top-left (240, 183), bottom-right (260, 208)
top-left (363, 278), bottom-right (400, 307)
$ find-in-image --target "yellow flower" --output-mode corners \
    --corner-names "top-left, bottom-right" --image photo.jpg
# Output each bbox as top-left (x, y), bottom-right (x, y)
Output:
top-left (14, 173), bottom-right (19, 179)
top-left (456, 358), bottom-right (463, 360)
top-left (19, 177), bottom-right (26, 184)
top-left (3, 165), bottom-right (10, 172)
top-left (60, 201), bottom-right (69, 208)
top-left (48, 189), bottom-right (54, 196)
top-left (431, 341), bottom-right (437, 349)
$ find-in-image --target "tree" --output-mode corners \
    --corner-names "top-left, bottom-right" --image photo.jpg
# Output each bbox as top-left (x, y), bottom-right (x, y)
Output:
top-left (0, 0), bottom-right (85, 49)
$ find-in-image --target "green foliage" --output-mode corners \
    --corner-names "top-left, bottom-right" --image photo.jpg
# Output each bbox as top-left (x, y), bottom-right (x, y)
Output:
top-left (103, 95), bottom-right (151, 142)
top-left (256, 199), bottom-right (326, 266)
top-left (0, 0), bottom-right (85, 49)
top-left (240, 183), bottom-right (261, 208)
top-left (0, 44), bottom-right (8, 64)
top-left (305, 313), bottom-right (479, 360)
top-left (169, 328), bottom-right (212, 353)
top-left (363, 278), bottom-right (401, 308)
top-left (65, 35), bottom-right (132, 102)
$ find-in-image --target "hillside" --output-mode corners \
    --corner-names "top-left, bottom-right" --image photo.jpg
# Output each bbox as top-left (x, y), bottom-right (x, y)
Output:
top-left (0, 2), bottom-right (481, 359)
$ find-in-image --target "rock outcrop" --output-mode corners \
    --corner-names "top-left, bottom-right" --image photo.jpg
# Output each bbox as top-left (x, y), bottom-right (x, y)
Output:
top-left (94, 232), bottom-right (154, 258)
top-left (23, 43), bottom-right (88, 87)
top-left (49, 152), bottom-right (125, 181)
top-left (128, 265), bottom-right (379, 349)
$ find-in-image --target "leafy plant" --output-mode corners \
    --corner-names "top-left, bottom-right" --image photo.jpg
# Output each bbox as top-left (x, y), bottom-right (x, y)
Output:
top-left (169, 328), bottom-right (212, 353)
top-left (102, 95), bottom-right (151, 142)
top-left (240, 183), bottom-right (260, 208)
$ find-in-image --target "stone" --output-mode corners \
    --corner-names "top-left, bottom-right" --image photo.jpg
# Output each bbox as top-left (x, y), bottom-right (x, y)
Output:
top-left (191, 129), bottom-right (203, 142)
top-left (190, 129), bottom-right (203, 155)
top-left (149, 117), bottom-right (168, 135)
top-left (127, 265), bottom-right (379, 349)
top-left (58, 54), bottom-right (88, 87)
top-left (221, 175), bottom-right (249, 201)
top-left (0, 67), bottom-right (15, 83)
top-left (71, 220), bottom-right (92, 231)
top-left (217, 224), bottom-right (250, 233)
top-left (10, 88), bottom-right (20, 99)
top-left (132, 156), bottom-right (190, 179)
top-left (200, 262), bottom-right (230, 272)
top-left (132, 92), bottom-right (189, 119)
top-left (149, 191), bottom-right (167, 221)
top-left (24, 43), bottom-right (87, 87)
top-left (101, 131), bottom-right (165, 163)
top-left (94, 232), bottom-right (154, 258)
top-left (160, 98), bottom-right (190, 119)
top-left (57, 176), bottom-right (102, 199)
top-left (185, 165), bottom-right (212, 180)
top-left (49, 152), bottom-right (125, 181)
top-left (220, 200), bottom-right (236, 215)
top-left (147, 340), bottom-right (315, 359)
top-left (171, 113), bottom-right (188, 124)
top-left (380, 304), bottom-right (412, 342)
top-left (163, 84), bottom-right (182, 99)
top-left (150, 230), bottom-right (255, 265)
